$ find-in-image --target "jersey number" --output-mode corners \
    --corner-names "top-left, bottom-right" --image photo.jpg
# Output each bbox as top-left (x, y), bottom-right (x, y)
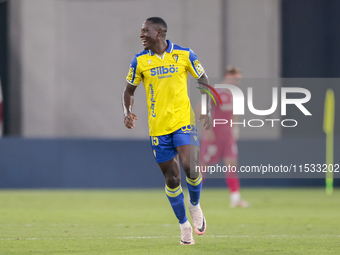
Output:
top-left (151, 137), bottom-right (159, 146)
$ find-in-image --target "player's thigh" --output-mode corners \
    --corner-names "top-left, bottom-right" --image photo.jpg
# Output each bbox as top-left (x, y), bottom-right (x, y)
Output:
top-left (176, 144), bottom-right (200, 165)
top-left (173, 125), bottom-right (200, 178)
top-left (150, 134), bottom-right (178, 164)
top-left (150, 134), bottom-right (181, 186)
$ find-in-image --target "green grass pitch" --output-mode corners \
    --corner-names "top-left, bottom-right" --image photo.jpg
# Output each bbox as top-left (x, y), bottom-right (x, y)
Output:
top-left (0, 188), bottom-right (339, 254)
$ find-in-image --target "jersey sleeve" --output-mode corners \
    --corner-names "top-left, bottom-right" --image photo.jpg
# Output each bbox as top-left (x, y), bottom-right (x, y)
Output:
top-left (187, 49), bottom-right (205, 79)
top-left (126, 55), bottom-right (142, 86)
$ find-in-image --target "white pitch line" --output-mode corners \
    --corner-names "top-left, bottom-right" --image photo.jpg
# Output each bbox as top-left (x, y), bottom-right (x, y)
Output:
top-left (1, 235), bottom-right (339, 241)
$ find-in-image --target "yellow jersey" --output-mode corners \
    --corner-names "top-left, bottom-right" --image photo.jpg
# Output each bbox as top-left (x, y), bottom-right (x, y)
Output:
top-left (126, 40), bottom-right (205, 136)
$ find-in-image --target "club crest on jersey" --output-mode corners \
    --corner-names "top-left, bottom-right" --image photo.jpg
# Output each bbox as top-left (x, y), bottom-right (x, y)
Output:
top-left (148, 60), bottom-right (152, 65)
top-left (172, 54), bottom-right (179, 63)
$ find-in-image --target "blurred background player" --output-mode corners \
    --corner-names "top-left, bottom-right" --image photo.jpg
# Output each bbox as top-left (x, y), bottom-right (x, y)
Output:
top-left (200, 66), bottom-right (249, 208)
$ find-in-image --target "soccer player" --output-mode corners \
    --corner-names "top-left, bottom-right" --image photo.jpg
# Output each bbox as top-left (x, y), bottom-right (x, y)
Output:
top-left (122, 17), bottom-right (212, 245)
top-left (200, 66), bottom-right (249, 208)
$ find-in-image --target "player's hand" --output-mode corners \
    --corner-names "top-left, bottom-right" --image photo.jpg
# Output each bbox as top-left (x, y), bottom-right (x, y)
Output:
top-left (198, 114), bottom-right (212, 131)
top-left (124, 112), bottom-right (138, 129)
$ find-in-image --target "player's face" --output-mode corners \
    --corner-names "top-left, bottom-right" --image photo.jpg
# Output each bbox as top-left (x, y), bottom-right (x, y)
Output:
top-left (140, 21), bottom-right (160, 50)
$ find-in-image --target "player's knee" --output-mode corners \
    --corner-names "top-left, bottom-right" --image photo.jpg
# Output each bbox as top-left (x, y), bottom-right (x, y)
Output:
top-left (166, 175), bottom-right (180, 188)
top-left (182, 163), bottom-right (200, 180)
top-left (224, 158), bottom-right (237, 168)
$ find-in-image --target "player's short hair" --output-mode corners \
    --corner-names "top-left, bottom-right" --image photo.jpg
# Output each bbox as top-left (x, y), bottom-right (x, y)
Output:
top-left (225, 65), bottom-right (242, 76)
top-left (146, 17), bottom-right (167, 37)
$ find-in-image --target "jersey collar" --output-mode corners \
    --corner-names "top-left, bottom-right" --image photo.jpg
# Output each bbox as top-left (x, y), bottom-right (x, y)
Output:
top-left (149, 40), bottom-right (173, 56)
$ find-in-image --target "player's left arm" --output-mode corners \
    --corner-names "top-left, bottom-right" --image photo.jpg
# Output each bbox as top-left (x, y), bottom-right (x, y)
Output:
top-left (187, 49), bottom-right (212, 130)
top-left (197, 73), bottom-right (212, 131)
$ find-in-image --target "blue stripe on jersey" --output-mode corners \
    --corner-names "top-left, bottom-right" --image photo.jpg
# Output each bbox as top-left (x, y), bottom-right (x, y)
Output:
top-left (135, 50), bottom-right (149, 57)
top-left (166, 40), bottom-right (174, 53)
top-left (189, 50), bottom-right (199, 76)
top-left (173, 44), bottom-right (190, 52)
top-left (130, 56), bottom-right (138, 84)
top-left (130, 50), bottom-right (148, 84)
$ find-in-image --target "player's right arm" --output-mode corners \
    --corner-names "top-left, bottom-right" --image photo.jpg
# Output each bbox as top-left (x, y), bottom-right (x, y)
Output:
top-left (123, 54), bottom-right (142, 129)
top-left (122, 82), bottom-right (138, 129)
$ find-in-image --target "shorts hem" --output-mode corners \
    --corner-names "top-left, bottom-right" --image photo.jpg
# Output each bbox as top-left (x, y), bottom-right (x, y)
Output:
top-left (174, 140), bottom-right (200, 148)
top-left (155, 151), bottom-right (178, 164)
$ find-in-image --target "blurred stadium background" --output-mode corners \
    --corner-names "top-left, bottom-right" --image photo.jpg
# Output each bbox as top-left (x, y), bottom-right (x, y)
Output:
top-left (0, 0), bottom-right (339, 188)
top-left (1, 1), bottom-right (340, 254)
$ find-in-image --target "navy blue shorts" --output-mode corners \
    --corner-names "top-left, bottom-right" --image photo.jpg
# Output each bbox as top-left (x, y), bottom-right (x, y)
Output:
top-left (150, 125), bottom-right (200, 163)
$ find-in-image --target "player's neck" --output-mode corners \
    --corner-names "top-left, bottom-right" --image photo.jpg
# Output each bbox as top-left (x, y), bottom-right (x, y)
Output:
top-left (150, 40), bottom-right (168, 55)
